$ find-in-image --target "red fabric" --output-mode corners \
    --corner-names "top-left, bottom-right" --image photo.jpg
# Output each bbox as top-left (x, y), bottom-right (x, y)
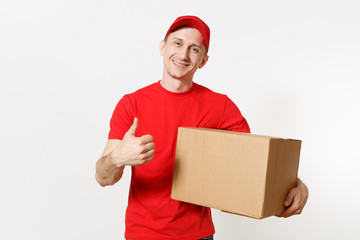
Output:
top-left (109, 81), bottom-right (250, 240)
top-left (165, 15), bottom-right (210, 51)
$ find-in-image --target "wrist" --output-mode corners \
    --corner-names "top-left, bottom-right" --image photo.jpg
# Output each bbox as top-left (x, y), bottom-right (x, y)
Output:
top-left (297, 178), bottom-right (308, 192)
top-left (108, 149), bottom-right (125, 169)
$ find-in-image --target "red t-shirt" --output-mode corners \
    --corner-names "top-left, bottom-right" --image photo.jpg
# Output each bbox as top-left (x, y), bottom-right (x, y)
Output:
top-left (109, 81), bottom-right (250, 240)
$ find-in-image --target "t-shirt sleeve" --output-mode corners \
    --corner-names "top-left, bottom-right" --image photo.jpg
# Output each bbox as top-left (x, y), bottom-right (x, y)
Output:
top-left (108, 94), bottom-right (134, 140)
top-left (219, 96), bottom-right (251, 133)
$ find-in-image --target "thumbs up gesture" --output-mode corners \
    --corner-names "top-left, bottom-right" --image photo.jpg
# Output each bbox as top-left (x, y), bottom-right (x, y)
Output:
top-left (111, 118), bottom-right (155, 167)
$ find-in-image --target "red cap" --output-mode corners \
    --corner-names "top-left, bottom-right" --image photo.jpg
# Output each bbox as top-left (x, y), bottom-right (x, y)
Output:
top-left (165, 15), bottom-right (210, 51)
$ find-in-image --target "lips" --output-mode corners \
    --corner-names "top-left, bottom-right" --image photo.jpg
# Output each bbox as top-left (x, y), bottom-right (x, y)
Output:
top-left (172, 59), bottom-right (190, 68)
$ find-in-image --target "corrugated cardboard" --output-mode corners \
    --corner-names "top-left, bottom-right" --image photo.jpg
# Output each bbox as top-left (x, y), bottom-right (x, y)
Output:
top-left (171, 127), bottom-right (301, 219)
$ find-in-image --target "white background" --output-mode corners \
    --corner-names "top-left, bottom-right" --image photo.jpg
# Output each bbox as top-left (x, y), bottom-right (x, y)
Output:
top-left (1, 0), bottom-right (359, 239)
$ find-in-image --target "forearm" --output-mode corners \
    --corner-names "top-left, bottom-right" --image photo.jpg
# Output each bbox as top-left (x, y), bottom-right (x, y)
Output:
top-left (95, 154), bottom-right (125, 187)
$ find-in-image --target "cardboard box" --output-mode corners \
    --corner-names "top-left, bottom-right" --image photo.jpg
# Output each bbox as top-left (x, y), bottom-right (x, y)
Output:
top-left (171, 127), bottom-right (301, 219)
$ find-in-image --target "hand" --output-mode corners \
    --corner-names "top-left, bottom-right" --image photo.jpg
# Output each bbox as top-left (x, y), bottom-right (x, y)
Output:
top-left (110, 118), bottom-right (155, 167)
top-left (277, 178), bottom-right (309, 218)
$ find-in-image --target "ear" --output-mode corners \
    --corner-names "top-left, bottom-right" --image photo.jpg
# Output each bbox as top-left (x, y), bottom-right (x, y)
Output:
top-left (159, 40), bottom-right (165, 56)
top-left (199, 55), bottom-right (209, 69)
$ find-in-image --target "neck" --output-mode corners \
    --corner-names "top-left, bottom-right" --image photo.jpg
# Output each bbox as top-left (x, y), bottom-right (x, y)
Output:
top-left (160, 74), bottom-right (193, 93)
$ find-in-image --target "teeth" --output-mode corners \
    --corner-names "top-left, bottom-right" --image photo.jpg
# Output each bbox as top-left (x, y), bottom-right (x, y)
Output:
top-left (173, 60), bottom-right (187, 67)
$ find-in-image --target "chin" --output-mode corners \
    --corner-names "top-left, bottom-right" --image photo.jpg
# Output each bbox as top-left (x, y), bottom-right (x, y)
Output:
top-left (168, 70), bottom-right (187, 79)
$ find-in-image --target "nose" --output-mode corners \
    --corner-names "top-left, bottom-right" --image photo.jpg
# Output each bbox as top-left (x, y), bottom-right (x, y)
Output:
top-left (178, 47), bottom-right (190, 61)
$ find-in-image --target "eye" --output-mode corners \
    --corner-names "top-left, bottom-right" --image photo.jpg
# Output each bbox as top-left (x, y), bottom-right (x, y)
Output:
top-left (192, 47), bottom-right (199, 53)
top-left (174, 41), bottom-right (181, 46)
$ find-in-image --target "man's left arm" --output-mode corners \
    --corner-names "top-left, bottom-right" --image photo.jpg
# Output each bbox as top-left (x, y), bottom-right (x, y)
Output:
top-left (221, 96), bottom-right (308, 218)
top-left (277, 178), bottom-right (309, 218)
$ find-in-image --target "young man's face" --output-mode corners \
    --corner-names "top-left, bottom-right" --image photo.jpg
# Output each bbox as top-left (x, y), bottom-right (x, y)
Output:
top-left (160, 27), bottom-right (209, 81)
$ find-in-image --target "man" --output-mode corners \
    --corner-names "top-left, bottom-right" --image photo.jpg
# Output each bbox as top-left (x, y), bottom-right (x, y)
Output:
top-left (95, 16), bottom-right (308, 240)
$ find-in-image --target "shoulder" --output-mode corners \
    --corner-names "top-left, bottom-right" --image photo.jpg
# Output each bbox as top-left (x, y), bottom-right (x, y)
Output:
top-left (117, 82), bottom-right (159, 105)
top-left (134, 82), bottom-right (158, 93)
top-left (194, 82), bottom-right (229, 101)
top-left (194, 83), bottom-right (227, 99)
top-left (194, 82), bottom-right (243, 112)
top-left (125, 82), bottom-right (159, 98)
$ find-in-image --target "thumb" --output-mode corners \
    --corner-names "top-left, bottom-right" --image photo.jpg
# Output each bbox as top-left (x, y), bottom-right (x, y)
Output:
top-left (127, 117), bottom-right (139, 136)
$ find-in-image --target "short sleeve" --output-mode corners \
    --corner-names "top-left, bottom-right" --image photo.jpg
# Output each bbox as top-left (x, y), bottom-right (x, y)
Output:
top-left (219, 96), bottom-right (251, 133)
top-left (108, 94), bottom-right (134, 140)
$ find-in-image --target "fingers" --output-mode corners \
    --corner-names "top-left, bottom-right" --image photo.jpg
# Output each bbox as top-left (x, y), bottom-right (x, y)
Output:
top-left (140, 142), bottom-right (155, 154)
top-left (141, 149), bottom-right (155, 162)
top-left (277, 189), bottom-right (304, 218)
top-left (278, 201), bottom-right (303, 218)
top-left (277, 204), bottom-right (297, 218)
top-left (140, 134), bottom-right (154, 144)
top-left (284, 188), bottom-right (296, 207)
top-left (127, 149), bottom-right (155, 166)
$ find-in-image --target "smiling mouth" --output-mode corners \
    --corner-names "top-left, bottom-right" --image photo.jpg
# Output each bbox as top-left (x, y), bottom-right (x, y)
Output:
top-left (172, 59), bottom-right (190, 68)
